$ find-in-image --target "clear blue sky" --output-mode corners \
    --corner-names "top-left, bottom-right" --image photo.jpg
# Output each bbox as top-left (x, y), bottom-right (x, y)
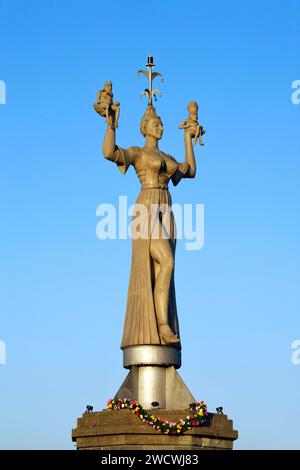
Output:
top-left (1, 0), bottom-right (299, 449)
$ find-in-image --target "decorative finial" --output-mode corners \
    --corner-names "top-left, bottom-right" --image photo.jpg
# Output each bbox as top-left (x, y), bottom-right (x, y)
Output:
top-left (137, 56), bottom-right (164, 107)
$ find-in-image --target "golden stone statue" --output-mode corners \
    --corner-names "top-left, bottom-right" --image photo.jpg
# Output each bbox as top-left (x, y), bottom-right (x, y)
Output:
top-left (94, 81), bottom-right (120, 129)
top-left (179, 101), bottom-right (206, 146)
top-left (72, 59), bottom-right (237, 450)
top-left (97, 58), bottom-right (204, 351)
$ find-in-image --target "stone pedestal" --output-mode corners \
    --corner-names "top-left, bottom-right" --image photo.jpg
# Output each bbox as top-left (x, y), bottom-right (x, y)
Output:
top-left (72, 346), bottom-right (238, 450)
top-left (72, 409), bottom-right (238, 450)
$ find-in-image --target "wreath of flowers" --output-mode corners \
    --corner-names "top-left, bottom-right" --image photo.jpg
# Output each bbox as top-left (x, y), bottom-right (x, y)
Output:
top-left (107, 398), bottom-right (208, 435)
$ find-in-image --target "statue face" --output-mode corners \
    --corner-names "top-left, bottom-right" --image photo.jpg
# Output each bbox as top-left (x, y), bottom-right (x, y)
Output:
top-left (146, 117), bottom-right (163, 140)
top-left (105, 83), bottom-right (112, 93)
top-left (189, 106), bottom-right (198, 120)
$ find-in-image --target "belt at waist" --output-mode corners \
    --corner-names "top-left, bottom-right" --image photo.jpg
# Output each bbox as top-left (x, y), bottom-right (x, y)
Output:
top-left (141, 183), bottom-right (169, 190)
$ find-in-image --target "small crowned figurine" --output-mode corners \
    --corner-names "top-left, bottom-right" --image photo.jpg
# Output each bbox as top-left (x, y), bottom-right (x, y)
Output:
top-left (93, 81), bottom-right (120, 129)
top-left (179, 101), bottom-right (205, 146)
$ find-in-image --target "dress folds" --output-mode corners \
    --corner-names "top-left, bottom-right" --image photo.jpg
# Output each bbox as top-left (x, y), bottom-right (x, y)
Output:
top-left (112, 146), bottom-right (189, 349)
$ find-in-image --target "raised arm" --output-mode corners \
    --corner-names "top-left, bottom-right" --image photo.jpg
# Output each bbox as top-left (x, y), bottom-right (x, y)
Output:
top-left (184, 127), bottom-right (196, 178)
top-left (101, 123), bottom-right (138, 174)
top-left (102, 125), bottom-right (117, 161)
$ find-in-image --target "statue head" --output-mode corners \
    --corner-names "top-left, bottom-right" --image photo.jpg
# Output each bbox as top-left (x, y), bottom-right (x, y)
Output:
top-left (140, 106), bottom-right (163, 140)
top-left (104, 81), bottom-right (112, 93)
top-left (187, 101), bottom-right (198, 120)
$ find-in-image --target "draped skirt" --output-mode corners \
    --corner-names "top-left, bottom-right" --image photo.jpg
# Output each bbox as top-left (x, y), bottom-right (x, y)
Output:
top-left (121, 188), bottom-right (181, 349)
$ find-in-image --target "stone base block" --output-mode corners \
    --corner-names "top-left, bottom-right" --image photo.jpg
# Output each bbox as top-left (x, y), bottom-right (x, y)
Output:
top-left (72, 409), bottom-right (238, 450)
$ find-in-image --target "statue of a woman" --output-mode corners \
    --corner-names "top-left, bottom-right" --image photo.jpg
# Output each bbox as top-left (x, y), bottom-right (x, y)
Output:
top-left (101, 102), bottom-right (197, 350)
top-left (102, 101), bottom-right (196, 349)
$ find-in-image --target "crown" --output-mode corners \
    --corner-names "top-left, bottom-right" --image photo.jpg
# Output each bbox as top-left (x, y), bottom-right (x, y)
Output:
top-left (137, 56), bottom-right (164, 107)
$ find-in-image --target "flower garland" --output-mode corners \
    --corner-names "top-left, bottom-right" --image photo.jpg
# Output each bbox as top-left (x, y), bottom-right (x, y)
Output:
top-left (107, 398), bottom-right (208, 435)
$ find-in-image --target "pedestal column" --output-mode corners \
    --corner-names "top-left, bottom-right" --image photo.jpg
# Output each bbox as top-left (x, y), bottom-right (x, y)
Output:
top-left (115, 345), bottom-right (196, 410)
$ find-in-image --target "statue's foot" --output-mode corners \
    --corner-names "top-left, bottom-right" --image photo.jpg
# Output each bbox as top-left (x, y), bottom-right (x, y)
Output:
top-left (159, 324), bottom-right (180, 345)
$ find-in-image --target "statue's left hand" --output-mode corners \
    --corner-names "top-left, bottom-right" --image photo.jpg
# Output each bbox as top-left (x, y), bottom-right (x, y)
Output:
top-left (184, 126), bottom-right (196, 139)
